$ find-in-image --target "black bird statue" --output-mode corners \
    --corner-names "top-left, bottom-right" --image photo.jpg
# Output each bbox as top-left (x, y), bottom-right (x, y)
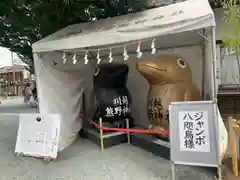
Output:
top-left (89, 63), bottom-right (132, 130)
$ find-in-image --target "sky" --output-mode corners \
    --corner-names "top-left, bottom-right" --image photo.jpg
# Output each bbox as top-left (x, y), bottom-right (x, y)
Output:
top-left (0, 47), bottom-right (24, 67)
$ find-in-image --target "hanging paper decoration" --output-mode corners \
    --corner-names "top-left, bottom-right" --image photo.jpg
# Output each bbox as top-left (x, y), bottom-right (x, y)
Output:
top-left (72, 54), bottom-right (77, 64)
top-left (84, 51), bottom-right (89, 65)
top-left (136, 41), bottom-right (142, 59)
top-left (151, 38), bottom-right (156, 54)
top-left (108, 48), bottom-right (113, 63)
top-left (62, 52), bottom-right (67, 64)
top-left (97, 49), bottom-right (101, 64)
top-left (123, 46), bottom-right (129, 61)
top-left (60, 37), bottom-right (160, 65)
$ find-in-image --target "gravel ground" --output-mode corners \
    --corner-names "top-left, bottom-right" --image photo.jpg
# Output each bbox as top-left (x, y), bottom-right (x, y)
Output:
top-left (0, 97), bottom-right (216, 180)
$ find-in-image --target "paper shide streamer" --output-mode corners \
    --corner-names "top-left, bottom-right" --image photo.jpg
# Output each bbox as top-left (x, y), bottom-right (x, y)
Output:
top-left (151, 38), bottom-right (156, 54)
top-left (60, 37), bottom-right (159, 65)
top-left (97, 49), bottom-right (101, 64)
top-left (123, 46), bottom-right (129, 60)
top-left (84, 51), bottom-right (89, 64)
top-left (109, 48), bottom-right (113, 63)
top-left (136, 41), bottom-right (142, 59)
top-left (62, 52), bottom-right (67, 64)
top-left (72, 54), bottom-right (77, 64)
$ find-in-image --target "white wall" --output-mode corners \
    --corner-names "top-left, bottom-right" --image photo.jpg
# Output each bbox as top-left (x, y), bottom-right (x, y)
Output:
top-left (23, 69), bottom-right (30, 79)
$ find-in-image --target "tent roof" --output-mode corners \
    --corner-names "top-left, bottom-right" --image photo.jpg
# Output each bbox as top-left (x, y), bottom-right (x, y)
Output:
top-left (32, 0), bottom-right (215, 53)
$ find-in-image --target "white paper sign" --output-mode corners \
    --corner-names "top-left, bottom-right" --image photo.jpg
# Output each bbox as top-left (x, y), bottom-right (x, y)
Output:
top-left (179, 111), bottom-right (210, 152)
top-left (15, 114), bottom-right (61, 159)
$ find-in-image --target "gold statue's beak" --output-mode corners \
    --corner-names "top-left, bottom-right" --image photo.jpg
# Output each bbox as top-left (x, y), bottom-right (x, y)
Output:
top-left (136, 60), bottom-right (167, 74)
top-left (136, 60), bottom-right (168, 85)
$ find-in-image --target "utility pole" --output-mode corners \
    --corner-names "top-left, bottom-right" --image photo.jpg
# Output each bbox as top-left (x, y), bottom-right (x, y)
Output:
top-left (11, 51), bottom-right (16, 96)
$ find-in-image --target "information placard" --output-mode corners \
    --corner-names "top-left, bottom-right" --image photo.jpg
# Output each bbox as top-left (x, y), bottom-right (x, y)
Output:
top-left (15, 113), bottom-right (61, 160)
top-left (169, 101), bottom-right (220, 167)
top-left (178, 111), bottom-right (210, 152)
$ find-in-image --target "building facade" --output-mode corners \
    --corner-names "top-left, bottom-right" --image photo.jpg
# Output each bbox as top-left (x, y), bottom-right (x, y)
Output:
top-left (0, 65), bottom-right (30, 96)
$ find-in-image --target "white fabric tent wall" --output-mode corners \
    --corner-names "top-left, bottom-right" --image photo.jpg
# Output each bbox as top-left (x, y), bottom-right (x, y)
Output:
top-left (34, 52), bottom-right (95, 151)
top-left (32, 0), bottom-right (217, 151)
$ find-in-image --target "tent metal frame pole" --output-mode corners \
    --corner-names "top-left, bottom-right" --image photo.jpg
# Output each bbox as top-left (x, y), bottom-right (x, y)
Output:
top-left (195, 30), bottom-right (210, 42)
top-left (211, 26), bottom-right (222, 179)
top-left (210, 27), bottom-right (218, 101)
top-left (201, 29), bottom-right (206, 99)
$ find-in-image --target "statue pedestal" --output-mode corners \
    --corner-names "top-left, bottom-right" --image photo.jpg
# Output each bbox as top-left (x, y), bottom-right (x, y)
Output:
top-left (82, 128), bottom-right (127, 149)
top-left (81, 118), bottom-right (130, 151)
top-left (130, 126), bottom-right (170, 159)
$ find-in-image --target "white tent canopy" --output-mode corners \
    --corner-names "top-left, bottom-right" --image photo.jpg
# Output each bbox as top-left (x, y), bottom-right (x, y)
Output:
top-left (32, 0), bottom-right (217, 151)
top-left (32, 0), bottom-right (214, 53)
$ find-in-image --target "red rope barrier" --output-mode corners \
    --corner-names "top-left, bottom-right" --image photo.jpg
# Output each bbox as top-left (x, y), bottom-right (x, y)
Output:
top-left (91, 121), bottom-right (169, 135)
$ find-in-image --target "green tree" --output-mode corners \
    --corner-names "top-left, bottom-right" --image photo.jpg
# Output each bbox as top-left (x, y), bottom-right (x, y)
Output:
top-left (0, 0), bottom-right (147, 74)
top-left (221, 0), bottom-right (240, 83)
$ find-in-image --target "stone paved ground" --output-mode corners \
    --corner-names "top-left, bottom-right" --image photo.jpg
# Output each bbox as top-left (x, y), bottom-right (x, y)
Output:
top-left (0, 97), bottom-right (216, 180)
top-left (0, 97), bottom-right (38, 114)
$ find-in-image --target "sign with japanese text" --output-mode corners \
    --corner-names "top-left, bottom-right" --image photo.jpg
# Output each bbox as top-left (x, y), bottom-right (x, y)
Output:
top-left (105, 95), bottom-right (131, 118)
top-left (15, 114), bottom-right (61, 159)
top-left (169, 101), bottom-right (220, 167)
top-left (147, 97), bottom-right (169, 131)
top-left (148, 97), bottom-right (163, 121)
top-left (179, 111), bottom-right (210, 152)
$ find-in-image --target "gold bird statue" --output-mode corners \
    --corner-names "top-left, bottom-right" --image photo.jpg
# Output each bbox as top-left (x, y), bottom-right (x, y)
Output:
top-left (136, 55), bottom-right (201, 139)
top-left (136, 54), bottom-right (228, 160)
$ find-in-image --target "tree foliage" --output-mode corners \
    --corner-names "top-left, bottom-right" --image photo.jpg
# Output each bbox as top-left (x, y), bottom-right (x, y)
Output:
top-left (221, 0), bottom-right (240, 49)
top-left (1, 0), bottom-right (234, 74)
top-left (0, 0), bottom-right (147, 73)
top-left (221, 0), bottom-right (240, 83)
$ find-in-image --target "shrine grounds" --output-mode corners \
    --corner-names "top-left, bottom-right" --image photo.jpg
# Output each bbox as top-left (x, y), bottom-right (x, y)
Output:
top-left (0, 97), bottom-right (216, 180)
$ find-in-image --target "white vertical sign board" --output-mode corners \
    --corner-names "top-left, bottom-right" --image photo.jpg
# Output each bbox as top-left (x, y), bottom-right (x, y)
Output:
top-left (178, 111), bottom-right (210, 152)
top-left (169, 101), bottom-right (220, 167)
top-left (15, 114), bottom-right (61, 160)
